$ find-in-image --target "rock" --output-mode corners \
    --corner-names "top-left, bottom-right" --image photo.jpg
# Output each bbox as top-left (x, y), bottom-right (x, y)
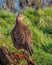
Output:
top-left (0, 46), bottom-right (35, 65)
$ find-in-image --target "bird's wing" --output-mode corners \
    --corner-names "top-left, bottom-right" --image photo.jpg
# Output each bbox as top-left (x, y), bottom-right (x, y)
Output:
top-left (14, 27), bottom-right (25, 44)
top-left (24, 27), bottom-right (33, 55)
top-left (25, 27), bottom-right (32, 44)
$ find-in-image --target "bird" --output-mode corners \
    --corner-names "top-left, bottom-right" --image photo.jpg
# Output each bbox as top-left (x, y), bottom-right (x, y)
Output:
top-left (11, 14), bottom-right (34, 55)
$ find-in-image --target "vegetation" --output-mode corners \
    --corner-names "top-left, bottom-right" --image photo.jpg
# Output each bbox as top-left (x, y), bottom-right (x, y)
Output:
top-left (0, 8), bottom-right (52, 65)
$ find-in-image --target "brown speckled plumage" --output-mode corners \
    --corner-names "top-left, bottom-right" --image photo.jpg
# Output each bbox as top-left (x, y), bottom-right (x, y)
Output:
top-left (11, 14), bottom-right (33, 55)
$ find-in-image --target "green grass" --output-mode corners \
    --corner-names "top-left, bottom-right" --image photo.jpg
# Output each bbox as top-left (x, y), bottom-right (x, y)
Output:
top-left (0, 8), bottom-right (52, 65)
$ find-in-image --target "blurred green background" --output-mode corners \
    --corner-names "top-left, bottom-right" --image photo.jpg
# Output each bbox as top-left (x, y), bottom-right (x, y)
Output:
top-left (0, 7), bottom-right (52, 65)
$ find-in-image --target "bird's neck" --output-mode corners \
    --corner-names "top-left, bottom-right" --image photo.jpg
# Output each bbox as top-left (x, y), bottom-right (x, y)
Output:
top-left (16, 19), bottom-right (25, 27)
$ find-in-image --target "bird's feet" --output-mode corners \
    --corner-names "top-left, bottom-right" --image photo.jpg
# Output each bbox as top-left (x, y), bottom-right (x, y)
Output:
top-left (18, 50), bottom-right (28, 54)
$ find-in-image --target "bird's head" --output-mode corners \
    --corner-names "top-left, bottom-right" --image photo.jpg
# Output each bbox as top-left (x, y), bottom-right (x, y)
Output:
top-left (17, 14), bottom-right (24, 22)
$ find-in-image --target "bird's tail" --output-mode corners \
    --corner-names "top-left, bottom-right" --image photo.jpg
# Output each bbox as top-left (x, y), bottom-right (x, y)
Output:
top-left (24, 43), bottom-right (34, 56)
top-left (28, 44), bottom-right (34, 56)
